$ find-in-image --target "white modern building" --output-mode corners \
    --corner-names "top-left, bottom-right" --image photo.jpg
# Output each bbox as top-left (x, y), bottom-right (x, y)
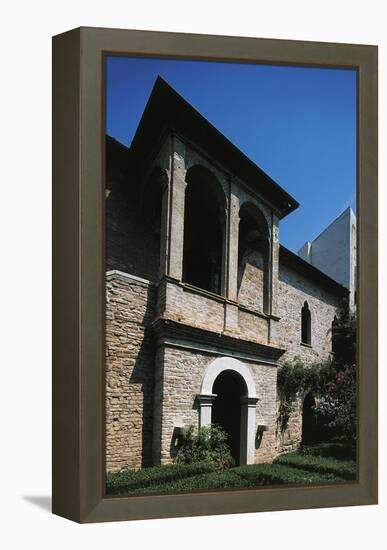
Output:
top-left (298, 207), bottom-right (357, 306)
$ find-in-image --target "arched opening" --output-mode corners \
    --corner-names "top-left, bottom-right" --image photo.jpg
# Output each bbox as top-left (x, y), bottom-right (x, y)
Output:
top-left (212, 370), bottom-right (247, 465)
top-left (183, 165), bottom-right (226, 295)
top-left (301, 301), bottom-right (311, 345)
top-left (199, 357), bottom-right (257, 465)
top-left (141, 166), bottom-right (168, 279)
top-left (302, 392), bottom-right (317, 445)
top-left (238, 202), bottom-right (270, 313)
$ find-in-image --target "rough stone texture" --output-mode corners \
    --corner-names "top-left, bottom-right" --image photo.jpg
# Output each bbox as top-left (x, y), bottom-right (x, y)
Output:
top-left (162, 281), bottom-right (225, 333)
top-left (105, 272), bottom-right (156, 471)
top-left (238, 248), bottom-right (265, 312)
top-left (273, 263), bottom-right (338, 361)
top-left (238, 309), bottom-right (269, 344)
top-left (275, 398), bottom-right (303, 453)
top-left (156, 279), bottom-right (271, 346)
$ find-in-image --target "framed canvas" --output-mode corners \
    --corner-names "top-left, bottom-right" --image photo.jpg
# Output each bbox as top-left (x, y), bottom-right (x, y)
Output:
top-left (52, 26), bottom-right (378, 523)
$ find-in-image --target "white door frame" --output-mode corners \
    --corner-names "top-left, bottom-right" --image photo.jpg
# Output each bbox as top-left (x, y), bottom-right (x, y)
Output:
top-left (198, 357), bottom-right (258, 465)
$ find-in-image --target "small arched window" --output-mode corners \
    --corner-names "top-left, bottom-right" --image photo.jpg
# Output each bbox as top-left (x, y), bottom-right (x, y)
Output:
top-left (301, 301), bottom-right (311, 345)
top-left (331, 315), bottom-right (338, 353)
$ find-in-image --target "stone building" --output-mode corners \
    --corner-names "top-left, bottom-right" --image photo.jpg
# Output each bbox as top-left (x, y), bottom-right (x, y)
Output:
top-left (105, 77), bottom-right (348, 472)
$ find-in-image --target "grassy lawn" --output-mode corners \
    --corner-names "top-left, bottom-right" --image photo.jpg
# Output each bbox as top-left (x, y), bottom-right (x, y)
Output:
top-left (106, 440), bottom-right (356, 497)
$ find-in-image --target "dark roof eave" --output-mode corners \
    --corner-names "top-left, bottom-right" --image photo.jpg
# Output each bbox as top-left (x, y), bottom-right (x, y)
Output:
top-left (130, 76), bottom-right (299, 220)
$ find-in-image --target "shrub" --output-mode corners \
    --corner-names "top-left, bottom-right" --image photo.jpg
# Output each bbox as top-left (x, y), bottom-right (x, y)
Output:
top-left (175, 425), bottom-right (234, 469)
top-left (323, 364), bottom-right (356, 439)
top-left (274, 452), bottom-right (356, 480)
top-left (106, 461), bottom-right (217, 495)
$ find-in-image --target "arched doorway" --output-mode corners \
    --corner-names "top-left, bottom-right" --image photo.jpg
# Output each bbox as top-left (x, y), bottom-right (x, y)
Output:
top-left (212, 370), bottom-right (247, 465)
top-left (198, 357), bottom-right (258, 465)
top-left (302, 392), bottom-right (317, 445)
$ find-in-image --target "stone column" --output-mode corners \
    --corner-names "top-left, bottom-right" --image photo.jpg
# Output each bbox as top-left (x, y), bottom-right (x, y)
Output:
top-left (167, 137), bottom-right (187, 281)
top-left (198, 394), bottom-right (217, 427)
top-left (226, 185), bottom-right (240, 302)
top-left (240, 397), bottom-right (258, 464)
top-left (270, 214), bottom-right (280, 317)
top-left (223, 184), bottom-right (240, 334)
top-left (219, 206), bottom-right (228, 297)
top-left (158, 174), bottom-right (171, 279)
top-left (157, 136), bottom-right (187, 281)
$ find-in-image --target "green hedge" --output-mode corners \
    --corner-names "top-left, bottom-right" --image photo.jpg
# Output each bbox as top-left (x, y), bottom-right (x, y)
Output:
top-left (274, 452), bottom-right (356, 480)
top-left (106, 461), bottom-right (217, 495)
top-left (128, 470), bottom-right (249, 495)
top-left (232, 463), bottom-right (341, 486)
top-left (106, 444), bottom-right (356, 496)
top-left (301, 441), bottom-right (356, 461)
top-left (113, 462), bottom-right (343, 496)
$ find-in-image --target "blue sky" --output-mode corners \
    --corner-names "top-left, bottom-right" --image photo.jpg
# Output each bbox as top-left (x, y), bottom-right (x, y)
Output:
top-left (106, 56), bottom-right (356, 252)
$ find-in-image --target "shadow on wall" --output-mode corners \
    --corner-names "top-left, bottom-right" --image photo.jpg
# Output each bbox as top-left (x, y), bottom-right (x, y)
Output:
top-left (127, 283), bottom-right (157, 468)
top-left (105, 138), bottom-right (161, 282)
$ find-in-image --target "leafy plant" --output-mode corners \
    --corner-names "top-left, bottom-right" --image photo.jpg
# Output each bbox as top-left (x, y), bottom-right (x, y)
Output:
top-left (277, 358), bottom-right (332, 430)
top-left (324, 301), bottom-right (357, 438)
top-left (175, 424), bottom-right (234, 469)
top-left (277, 299), bottom-right (357, 439)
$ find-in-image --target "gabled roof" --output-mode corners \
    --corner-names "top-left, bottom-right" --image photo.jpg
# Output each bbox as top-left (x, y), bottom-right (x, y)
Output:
top-left (130, 76), bottom-right (299, 220)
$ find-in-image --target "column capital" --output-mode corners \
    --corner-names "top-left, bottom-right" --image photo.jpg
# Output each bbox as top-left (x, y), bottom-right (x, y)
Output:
top-left (197, 393), bottom-right (217, 406)
top-left (240, 396), bottom-right (259, 406)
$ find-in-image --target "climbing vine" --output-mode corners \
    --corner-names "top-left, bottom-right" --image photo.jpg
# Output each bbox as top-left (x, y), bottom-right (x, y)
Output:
top-left (277, 358), bottom-right (332, 431)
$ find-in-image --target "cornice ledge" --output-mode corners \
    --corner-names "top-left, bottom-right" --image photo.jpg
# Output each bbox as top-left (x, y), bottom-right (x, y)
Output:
top-left (153, 318), bottom-right (286, 364)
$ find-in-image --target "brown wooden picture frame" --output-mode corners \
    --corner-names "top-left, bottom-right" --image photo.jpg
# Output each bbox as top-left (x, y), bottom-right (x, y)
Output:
top-left (52, 26), bottom-right (378, 523)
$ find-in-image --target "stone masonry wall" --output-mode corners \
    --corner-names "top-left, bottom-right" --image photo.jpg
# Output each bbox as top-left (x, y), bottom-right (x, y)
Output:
top-left (273, 264), bottom-right (339, 361)
top-left (154, 346), bottom-right (279, 465)
top-left (238, 249), bottom-right (265, 312)
top-left (238, 309), bottom-right (269, 343)
top-left (105, 271), bottom-right (156, 471)
top-left (163, 282), bottom-right (224, 333)
top-left (158, 279), bottom-right (270, 345)
top-left (272, 263), bottom-right (341, 453)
